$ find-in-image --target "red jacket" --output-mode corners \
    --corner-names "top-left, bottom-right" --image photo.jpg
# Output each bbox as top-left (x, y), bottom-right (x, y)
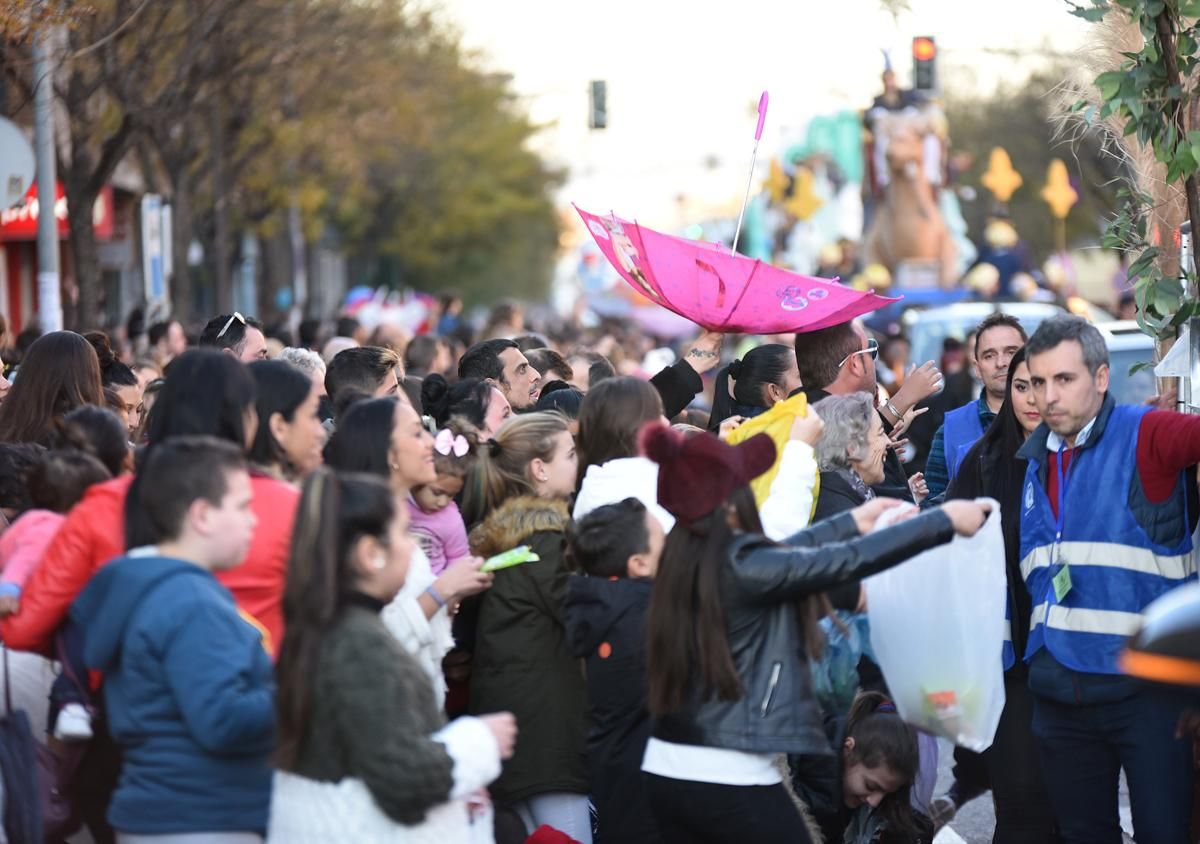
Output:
top-left (1, 472), bottom-right (300, 657)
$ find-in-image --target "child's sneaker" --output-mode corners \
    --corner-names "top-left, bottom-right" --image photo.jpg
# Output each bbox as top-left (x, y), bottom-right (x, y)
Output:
top-left (53, 702), bottom-right (93, 741)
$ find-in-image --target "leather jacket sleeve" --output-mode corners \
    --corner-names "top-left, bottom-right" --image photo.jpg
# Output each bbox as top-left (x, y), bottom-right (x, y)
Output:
top-left (728, 509), bottom-right (955, 605)
top-left (779, 511), bottom-right (860, 549)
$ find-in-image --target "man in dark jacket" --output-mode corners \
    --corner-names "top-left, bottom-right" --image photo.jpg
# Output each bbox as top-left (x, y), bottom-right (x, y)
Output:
top-left (649, 330), bottom-right (724, 420)
top-left (794, 320), bottom-right (943, 501)
top-left (564, 498), bottom-right (665, 844)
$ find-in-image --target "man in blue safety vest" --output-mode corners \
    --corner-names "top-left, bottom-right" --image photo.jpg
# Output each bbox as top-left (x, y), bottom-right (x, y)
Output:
top-left (925, 313), bottom-right (1026, 500)
top-left (1019, 315), bottom-right (1200, 844)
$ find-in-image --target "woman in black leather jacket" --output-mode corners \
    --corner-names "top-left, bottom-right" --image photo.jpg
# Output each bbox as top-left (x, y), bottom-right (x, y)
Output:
top-left (638, 423), bottom-right (991, 843)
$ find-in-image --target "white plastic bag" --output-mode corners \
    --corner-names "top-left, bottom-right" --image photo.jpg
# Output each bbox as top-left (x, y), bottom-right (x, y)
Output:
top-left (864, 501), bottom-right (1007, 751)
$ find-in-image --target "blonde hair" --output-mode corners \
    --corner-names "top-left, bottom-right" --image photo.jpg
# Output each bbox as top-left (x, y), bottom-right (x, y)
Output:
top-left (461, 411), bottom-right (570, 527)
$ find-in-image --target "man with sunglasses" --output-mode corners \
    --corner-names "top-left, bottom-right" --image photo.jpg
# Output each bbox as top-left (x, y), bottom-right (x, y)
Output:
top-left (199, 313), bottom-right (268, 363)
top-left (794, 319), bottom-right (942, 501)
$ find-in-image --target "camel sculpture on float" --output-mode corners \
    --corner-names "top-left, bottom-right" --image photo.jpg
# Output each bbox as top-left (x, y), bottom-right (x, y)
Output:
top-left (864, 110), bottom-right (958, 286)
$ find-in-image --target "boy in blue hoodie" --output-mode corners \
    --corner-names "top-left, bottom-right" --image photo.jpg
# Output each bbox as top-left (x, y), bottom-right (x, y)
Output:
top-left (71, 436), bottom-right (274, 841)
top-left (563, 497), bottom-right (665, 844)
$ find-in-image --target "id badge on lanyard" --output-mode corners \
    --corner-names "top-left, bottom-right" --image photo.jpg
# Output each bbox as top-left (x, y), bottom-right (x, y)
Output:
top-left (1051, 443), bottom-right (1073, 603)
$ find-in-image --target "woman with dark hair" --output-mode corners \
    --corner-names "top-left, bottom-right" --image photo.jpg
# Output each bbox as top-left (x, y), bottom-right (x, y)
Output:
top-left (0, 330), bottom-right (103, 444)
top-left (791, 691), bottom-right (924, 844)
top-left (87, 331), bottom-right (143, 438)
top-left (324, 398), bottom-right (399, 477)
top-left (51, 405), bottom-right (131, 478)
top-left (248, 360), bottom-right (326, 481)
top-left (421, 374), bottom-right (512, 439)
top-left (267, 471), bottom-right (513, 841)
top-left (638, 423), bottom-right (991, 843)
top-left (462, 412), bottom-right (592, 841)
top-left (707, 343), bottom-right (801, 432)
top-left (534, 382), bottom-right (584, 430)
top-left (572, 376), bottom-right (671, 530)
top-left (937, 347), bottom-right (1056, 844)
top-left (325, 397), bottom-right (492, 696)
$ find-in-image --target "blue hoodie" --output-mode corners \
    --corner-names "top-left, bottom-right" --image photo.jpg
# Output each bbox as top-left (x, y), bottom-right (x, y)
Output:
top-left (70, 552), bottom-right (275, 835)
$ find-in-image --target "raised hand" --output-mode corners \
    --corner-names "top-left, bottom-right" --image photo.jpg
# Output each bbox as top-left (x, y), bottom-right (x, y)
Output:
top-left (682, 331), bottom-right (724, 375)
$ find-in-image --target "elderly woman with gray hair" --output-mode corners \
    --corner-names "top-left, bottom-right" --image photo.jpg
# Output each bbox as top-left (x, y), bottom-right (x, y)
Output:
top-left (812, 392), bottom-right (893, 520)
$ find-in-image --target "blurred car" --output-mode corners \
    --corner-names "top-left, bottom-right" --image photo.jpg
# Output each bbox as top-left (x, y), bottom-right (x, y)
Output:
top-left (900, 300), bottom-right (1116, 369)
top-left (1098, 320), bottom-right (1158, 406)
top-left (901, 302), bottom-right (1065, 370)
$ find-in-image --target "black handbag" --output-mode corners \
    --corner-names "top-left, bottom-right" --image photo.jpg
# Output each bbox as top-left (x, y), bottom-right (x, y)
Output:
top-left (0, 646), bottom-right (43, 842)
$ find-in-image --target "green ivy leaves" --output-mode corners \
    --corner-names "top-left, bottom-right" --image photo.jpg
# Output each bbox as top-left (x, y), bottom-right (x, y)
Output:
top-left (1070, 0), bottom-right (1200, 339)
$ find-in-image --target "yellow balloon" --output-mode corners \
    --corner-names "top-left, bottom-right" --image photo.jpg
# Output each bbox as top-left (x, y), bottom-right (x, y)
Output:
top-left (766, 160), bottom-right (789, 204)
top-left (1041, 159), bottom-right (1078, 219)
top-left (981, 148), bottom-right (1023, 203)
top-left (784, 167), bottom-right (824, 221)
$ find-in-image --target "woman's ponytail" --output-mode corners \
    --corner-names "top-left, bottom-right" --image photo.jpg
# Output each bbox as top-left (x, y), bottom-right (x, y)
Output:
top-left (708, 363), bottom-right (738, 432)
top-left (459, 412), bottom-right (570, 528)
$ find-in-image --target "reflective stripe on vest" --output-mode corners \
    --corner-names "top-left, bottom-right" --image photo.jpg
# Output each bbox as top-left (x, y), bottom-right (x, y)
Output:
top-left (943, 401), bottom-right (986, 481)
top-left (1021, 541), bottom-right (1194, 582)
top-left (1019, 404), bottom-right (1195, 675)
top-left (1028, 603), bottom-right (1144, 637)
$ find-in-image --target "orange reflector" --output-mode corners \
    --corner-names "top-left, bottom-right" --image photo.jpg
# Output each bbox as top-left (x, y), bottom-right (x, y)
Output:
top-left (1119, 649), bottom-right (1200, 686)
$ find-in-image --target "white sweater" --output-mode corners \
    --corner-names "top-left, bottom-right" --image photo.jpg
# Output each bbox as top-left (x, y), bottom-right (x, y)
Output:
top-left (759, 441), bottom-right (820, 541)
top-left (381, 546), bottom-right (455, 701)
top-left (573, 456), bottom-right (675, 532)
top-left (573, 444), bottom-right (817, 540)
top-left (267, 717), bottom-right (500, 843)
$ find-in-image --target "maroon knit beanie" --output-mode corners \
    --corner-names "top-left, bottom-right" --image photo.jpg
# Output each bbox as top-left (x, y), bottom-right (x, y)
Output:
top-left (640, 422), bottom-right (776, 527)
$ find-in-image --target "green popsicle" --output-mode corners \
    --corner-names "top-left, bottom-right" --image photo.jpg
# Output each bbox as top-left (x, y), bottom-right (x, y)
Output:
top-left (481, 545), bottom-right (540, 572)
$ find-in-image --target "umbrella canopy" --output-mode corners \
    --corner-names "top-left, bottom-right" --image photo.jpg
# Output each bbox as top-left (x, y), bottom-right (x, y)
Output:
top-left (1120, 582), bottom-right (1200, 686)
top-left (576, 205), bottom-right (899, 334)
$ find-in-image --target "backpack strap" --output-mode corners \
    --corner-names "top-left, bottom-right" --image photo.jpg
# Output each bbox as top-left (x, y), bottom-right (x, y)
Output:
top-left (3, 646), bottom-right (12, 716)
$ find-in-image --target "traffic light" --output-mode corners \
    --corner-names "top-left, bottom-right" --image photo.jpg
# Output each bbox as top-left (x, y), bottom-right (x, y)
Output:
top-left (589, 80), bottom-right (607, 130)
top-left (912, 37), bottom-right (937, 91)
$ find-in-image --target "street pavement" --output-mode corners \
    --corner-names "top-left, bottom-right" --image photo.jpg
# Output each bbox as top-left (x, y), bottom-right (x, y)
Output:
top-left (931, 738), bottom-right (1135, 844)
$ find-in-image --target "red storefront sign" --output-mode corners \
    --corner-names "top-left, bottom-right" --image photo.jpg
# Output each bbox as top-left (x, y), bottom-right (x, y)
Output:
top-left (0, 182), bottom-right (114, 241)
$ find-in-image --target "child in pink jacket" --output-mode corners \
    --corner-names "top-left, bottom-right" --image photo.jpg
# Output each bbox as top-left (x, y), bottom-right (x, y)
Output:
top-left (0, 451), bottom-right (112, 615)
top-left (408, 423), bottom-right (476, 575)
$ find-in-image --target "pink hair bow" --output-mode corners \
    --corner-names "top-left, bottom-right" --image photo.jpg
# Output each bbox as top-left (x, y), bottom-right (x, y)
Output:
top-left (434, 429), bottom-right (469, 458)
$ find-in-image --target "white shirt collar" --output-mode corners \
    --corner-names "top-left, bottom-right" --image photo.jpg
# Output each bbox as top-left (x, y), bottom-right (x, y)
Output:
top-left (1046, 415), bottom-right (1098, 452)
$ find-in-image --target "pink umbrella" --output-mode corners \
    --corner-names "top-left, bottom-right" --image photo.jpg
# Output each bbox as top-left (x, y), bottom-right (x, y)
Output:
top-left (575, 205), bottom-right (899, 334)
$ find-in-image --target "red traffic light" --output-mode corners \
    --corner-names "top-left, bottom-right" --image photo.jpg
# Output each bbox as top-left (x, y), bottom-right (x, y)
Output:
top-left (912, 37), bottom-right (937, 62)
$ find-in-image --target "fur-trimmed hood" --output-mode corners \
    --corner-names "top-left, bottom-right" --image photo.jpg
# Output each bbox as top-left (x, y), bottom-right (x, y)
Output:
top-left (469, 496), bottom-right (570, 559)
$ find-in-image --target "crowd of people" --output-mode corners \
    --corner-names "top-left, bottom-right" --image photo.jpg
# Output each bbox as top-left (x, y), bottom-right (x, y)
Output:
top-left (0, 298), bottom-right (1196, 844)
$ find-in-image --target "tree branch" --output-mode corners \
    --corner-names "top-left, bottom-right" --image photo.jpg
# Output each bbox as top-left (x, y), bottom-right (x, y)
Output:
top-left (1155, 8), bottom-right (1200, 275)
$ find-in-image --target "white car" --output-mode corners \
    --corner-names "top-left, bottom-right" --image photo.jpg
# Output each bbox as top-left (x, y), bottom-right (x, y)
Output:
top-left (1097, 320), bottom-right (1158, 406)
top-left (902, 302), bottom-right (1061, 369)
top-left (901, 304), bottom-right (1154, 405)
